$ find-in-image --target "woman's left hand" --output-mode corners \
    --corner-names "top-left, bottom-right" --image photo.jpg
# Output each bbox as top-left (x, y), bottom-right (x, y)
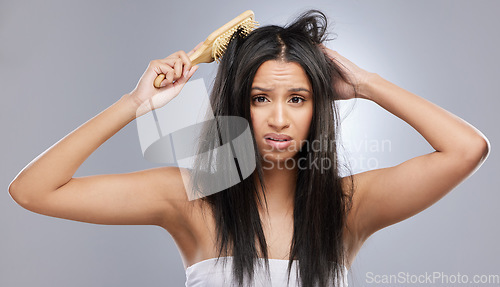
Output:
top-left (320, 44), bottom-right (375, 100)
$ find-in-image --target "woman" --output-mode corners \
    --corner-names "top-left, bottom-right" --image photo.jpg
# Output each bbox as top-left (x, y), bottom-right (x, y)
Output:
top-left (8, 10), bottom-right (489, 287)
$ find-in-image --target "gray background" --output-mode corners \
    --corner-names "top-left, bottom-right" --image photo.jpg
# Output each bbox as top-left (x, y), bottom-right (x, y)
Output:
top-left (1, 0), bottom-right (498, 286)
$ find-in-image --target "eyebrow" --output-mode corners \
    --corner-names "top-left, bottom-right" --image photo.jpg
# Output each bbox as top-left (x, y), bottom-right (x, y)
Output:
top-left (251, 86), bottom-right (311, 93)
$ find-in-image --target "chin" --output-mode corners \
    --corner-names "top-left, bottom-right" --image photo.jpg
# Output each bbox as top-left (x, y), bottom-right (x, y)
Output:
top-left (260, 152), bottom-right (300, 167)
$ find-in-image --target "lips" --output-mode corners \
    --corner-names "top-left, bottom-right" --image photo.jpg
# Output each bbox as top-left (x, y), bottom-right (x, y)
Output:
top-left (263, 133), bottom-right (293, 150)
top-left (264, 133), bottom-right (292, 142)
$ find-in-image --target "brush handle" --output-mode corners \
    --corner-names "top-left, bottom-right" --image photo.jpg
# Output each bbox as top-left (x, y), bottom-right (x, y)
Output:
top-left (153, 44), bottom-right (213, 88)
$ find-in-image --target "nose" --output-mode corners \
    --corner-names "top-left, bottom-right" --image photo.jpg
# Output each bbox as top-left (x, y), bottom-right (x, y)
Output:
top-left (267, 102), bottom-right (290, 131)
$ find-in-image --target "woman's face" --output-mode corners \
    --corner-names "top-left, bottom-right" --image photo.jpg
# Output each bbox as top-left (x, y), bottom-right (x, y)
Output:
top-left (250, 60), bottom-right (313, 166)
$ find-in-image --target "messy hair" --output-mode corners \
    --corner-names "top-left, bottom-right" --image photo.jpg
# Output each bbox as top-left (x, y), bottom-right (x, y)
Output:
top-left (194, 9), bottom-right (354, 287)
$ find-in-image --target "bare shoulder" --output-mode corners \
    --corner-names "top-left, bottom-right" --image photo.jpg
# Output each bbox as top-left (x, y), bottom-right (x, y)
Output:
top-left (120, 166), bottom-right (211, 264)
top-left (155, 167), bottom-right (216, 265)
top-left (11, 163), bottom-right (211, 264)
top-left (151, 166), bottom-right (202, 231)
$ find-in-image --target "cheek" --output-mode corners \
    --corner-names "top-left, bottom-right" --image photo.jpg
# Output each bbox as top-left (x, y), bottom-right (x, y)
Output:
top-left (300, 109), bottom-right (314, 135)
top-left (307, 110), bottom-right (313, 127)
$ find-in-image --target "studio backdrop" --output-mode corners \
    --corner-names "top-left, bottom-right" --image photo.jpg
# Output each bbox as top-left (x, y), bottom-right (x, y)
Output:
top-left (2, 0), bottom-right (498, 286)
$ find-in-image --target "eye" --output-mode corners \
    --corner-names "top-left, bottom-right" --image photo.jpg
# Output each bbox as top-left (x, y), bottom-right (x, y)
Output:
top-left (289, 96), bottom-right (306, 104)
top-left (252, 96), bottom-right (268, 103)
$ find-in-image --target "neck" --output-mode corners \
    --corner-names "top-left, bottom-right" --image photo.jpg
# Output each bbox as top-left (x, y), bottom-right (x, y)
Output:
top-left (255, 162), bottom-right (297, 216)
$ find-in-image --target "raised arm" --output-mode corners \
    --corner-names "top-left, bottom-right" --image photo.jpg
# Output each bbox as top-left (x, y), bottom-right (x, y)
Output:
top-left (8, 50), bottom-right (198, 231)
top-left (323, 47), bottom-right (490, 241)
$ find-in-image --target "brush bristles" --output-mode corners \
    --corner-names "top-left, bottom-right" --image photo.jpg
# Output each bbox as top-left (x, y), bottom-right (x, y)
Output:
top-left (213, 18), bottom-right (259, 63)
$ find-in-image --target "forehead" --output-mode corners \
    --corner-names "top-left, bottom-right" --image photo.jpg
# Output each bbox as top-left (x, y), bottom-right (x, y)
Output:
top-left (252, 60), bottom-right (311, 89)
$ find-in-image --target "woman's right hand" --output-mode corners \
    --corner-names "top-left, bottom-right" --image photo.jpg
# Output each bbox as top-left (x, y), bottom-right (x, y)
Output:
top-left (320, 44), bottom-right (374, 101)
top-left (128, 45), bottom-right (201, 118)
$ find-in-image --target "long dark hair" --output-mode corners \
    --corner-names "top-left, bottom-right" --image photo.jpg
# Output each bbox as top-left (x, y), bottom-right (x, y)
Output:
top-left (192, 10), bottom-right (354, 287)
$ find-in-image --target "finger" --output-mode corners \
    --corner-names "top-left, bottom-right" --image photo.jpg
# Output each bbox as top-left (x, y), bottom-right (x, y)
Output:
top-left (187, 65), bottom-right (199, 78)
top-left (148, 60), bottom-right (174, 87)
top-left (151, 59), bottom-right (176, 77)
top-left (176, 51), bottom-right (192, 76)
top-left (173, 65), bottom-right (199, 87)
top-left (165, 51), bottom-right (192, 78)
top-left (159, 78), bottom-right (169, 88)
top-left (159, 71), bottom-right (174, 88)
top-left (319, 45), bottom-right (339, 60)
top-left (158, 70), bottom-right (175, 88)
top-left (160, 57), bottom-right (178, 68)
top-left (166, 69), bottom-right (175, 83)
top-left (318, 43), bottom-right (331, 54)
top-left (154, 58), bottom-right (182, 85)
top-left (173, 58), bottom-right (183, 80)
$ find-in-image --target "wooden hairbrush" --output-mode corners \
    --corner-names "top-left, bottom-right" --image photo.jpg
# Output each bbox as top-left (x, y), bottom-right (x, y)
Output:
top-left (153, 10), bottom-right (258, 88)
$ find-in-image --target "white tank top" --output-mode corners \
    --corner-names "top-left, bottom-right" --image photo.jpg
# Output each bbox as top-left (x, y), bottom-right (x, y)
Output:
top-left (185, 256), bottom-right (348, 286)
